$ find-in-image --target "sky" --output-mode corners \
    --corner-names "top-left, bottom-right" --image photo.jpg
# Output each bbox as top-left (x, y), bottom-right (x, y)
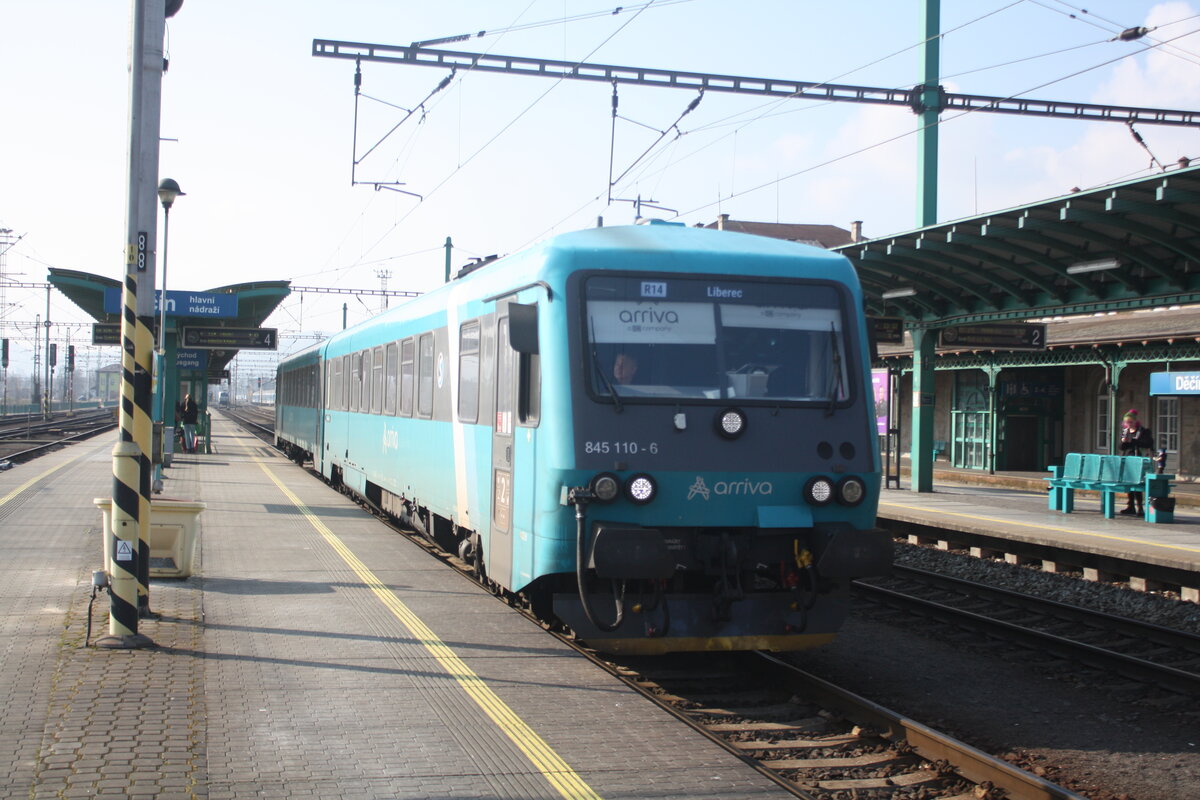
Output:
top-left (3, 0), bottom-right (1200, 385)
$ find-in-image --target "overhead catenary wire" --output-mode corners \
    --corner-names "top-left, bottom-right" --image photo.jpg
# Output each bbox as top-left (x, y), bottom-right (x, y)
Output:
top-left (354, 1), bottom-right (661, 263)
top-left (672, 21), bottom-right (1200, 222)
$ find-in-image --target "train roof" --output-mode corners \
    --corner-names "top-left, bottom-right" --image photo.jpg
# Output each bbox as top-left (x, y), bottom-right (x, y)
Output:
top-left (294, 223), bottom-right (859, 362)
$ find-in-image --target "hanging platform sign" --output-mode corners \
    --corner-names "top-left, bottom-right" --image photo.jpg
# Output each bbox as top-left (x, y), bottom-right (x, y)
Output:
top-left (1150, 371), bottom-right (1200, 395)
top-left (938, 323), bottom-right (1046, 350)
top-left (104, 288), bottom-right (238, 318)
top-left (870, 317), bottom-right (904, 344)
top-left (182, 327), bottom-right (277, 350)
top-left (92, 323), bottom-right (121, 346)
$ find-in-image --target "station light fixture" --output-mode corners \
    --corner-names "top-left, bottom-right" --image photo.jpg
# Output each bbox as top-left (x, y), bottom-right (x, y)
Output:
top-left (881, 287), bottom-right (917, 299)
top-left (1066, 257), bottom-right (1120, 274)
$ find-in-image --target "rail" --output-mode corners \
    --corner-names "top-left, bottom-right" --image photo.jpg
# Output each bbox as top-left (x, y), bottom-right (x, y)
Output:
top-left (855, 564), bottom-right (1200, 697)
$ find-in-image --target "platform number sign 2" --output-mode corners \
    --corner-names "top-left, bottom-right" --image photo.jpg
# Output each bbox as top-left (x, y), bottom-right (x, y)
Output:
top-left (641, 281), bottom-right (667, 298)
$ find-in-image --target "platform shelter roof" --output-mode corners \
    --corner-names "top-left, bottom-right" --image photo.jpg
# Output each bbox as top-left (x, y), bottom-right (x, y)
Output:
top-left (837, 164), bottom-right (1200, 327)
top-left (47, 268), bottom-right (290, 375)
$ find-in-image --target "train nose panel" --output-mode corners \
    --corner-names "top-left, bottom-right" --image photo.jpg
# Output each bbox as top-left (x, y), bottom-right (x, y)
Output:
top-left (590, 523), bottom-right (673, 580)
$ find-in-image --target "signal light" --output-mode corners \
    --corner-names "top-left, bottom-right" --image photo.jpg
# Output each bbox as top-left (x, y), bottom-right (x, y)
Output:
top-left (625, 473), bottom-right (657, 504)
top-left (590, 472), bottom-right (620, 503)
top-left (715, 407), bottom-right (747, 439)
top-left (837, 476), bottom-right (866, 506)
top-left (803, 475), bottom-right (834, 506)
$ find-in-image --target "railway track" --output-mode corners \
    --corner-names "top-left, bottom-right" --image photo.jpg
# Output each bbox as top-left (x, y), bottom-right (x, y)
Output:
top-left (225, 410), bottom-right (1085, 800)
top-left (218, 406), bottom-right (274, 440)
top-left (0, 410), bottom-right (117, 464)
top-left (855, 564), bottom-right (1200, 698)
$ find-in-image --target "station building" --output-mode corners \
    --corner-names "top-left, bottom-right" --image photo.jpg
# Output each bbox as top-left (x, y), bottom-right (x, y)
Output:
top-left (709, 162), bottom-right (1200, 486)
top-left (877, 306), bottom-right (1200, 479)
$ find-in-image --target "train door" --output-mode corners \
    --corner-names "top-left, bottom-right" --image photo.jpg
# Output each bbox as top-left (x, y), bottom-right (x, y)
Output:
top-left (488, 316), bottom-right (516, 586)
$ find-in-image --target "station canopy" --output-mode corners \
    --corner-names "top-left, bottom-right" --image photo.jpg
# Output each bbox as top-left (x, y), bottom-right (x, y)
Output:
top-left (47, 268), bottom-right (290, 375)
top-left (837, 163), bottom-right (1200, 326)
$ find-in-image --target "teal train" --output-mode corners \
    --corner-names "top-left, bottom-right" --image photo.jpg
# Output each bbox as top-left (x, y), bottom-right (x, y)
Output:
top-left (276, 222), bottom-right (891, 654)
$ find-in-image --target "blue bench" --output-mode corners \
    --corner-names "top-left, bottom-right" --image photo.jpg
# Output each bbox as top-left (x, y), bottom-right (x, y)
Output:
top-left (1046, 453), bottom-right (1175, 522)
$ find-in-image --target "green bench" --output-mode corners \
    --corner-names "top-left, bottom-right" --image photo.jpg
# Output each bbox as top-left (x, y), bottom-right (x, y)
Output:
top-left (1046, 453), bottom-right (1174, 522)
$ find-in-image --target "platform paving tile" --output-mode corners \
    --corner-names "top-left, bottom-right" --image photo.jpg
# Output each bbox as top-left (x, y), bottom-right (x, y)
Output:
top-left (187, 426), bottom-right (795, 798)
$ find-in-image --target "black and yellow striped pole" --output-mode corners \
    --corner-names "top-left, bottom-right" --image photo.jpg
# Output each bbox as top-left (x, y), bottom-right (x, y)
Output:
top-left (98, 0), bottom-right (173, 648)
top-left (97, 275), bottom-right (153, 648)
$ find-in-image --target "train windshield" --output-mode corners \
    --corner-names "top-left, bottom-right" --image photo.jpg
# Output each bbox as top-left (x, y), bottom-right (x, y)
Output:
top-left (584, 275), bottom-right (853, 404)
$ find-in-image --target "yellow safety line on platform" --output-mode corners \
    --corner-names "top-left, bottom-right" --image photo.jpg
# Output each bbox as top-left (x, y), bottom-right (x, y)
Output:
top-left (880, 501), bottom-right (1200, 555)
top-left (247, 450), bottom-right (602, 800)
top-left (0, 448), bottom-right (89, 508)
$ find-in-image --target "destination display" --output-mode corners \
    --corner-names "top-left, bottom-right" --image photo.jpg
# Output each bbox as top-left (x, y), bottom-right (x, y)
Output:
top-left (938, 322), bottom-right (1046, 350)
top-left (181, 327), bottom-right (277, 350)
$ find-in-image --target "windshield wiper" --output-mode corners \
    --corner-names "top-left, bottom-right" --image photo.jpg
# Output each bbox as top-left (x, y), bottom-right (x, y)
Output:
top-left (588, 317), bottom-right (623, 413)
top-left (826, 322), bottom-right (844, 417)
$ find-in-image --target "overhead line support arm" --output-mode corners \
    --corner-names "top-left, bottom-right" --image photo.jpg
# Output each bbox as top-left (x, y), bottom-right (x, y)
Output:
top-left (313, 38), bottom-right (1200, 128)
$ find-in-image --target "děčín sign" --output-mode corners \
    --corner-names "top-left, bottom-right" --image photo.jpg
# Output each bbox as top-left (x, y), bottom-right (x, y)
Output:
top-left (103, 288), bottom-right (237, 318)
top-left (1150, 371), bottom-right (1200, 396)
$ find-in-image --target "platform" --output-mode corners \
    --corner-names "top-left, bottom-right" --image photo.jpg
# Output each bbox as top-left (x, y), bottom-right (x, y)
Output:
top-left (0, 422), bottom-right (794, 800)
top-left (879, 469), bottom-right (1200, 579)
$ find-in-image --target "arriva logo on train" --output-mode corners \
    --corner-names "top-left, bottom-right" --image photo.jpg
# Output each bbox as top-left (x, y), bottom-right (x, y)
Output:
top-left (381, 427), bottom-right (399, 451)
top-left (687, 476), bottom-right (773, 500)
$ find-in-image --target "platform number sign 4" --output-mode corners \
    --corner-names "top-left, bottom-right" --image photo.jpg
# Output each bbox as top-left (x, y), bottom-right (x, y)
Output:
top-left (641, 281), bottom-right (667, 298)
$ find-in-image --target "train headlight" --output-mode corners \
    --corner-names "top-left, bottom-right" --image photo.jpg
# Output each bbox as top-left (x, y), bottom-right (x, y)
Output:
top-left (590, 472), bottom-right (621, 503)
top-left (803, 475), bottom-right (835, 506)
top-left (836, 476), bottom-right (866, 506)
top-left (625, 473), bottom-right (657, 504)
top-left (715, 407), bottom-right (747, 439)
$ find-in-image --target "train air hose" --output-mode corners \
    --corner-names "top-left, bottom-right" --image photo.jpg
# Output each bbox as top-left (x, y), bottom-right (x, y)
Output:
top-left (570, 492), bottom-right (625, 632)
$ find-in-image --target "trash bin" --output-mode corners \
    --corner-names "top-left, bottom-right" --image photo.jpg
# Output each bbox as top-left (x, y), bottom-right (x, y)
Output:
top-left (93, 497), bottom-right (205, 578)
top-left (163, 425), bottom-right (175, 467)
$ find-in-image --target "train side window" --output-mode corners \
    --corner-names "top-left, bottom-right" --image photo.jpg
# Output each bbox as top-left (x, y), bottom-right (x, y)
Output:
top-left (518, 352), bottom-right (540, 426)
top-left (333, 358), bottom-right (343, 411)
top-left (399, 338), bottom-right (415, 417)
top-left (342, 355), bottom-right (350, 411)
top-left (458, 321), bottom-right (481, 423)
top-left (371, 346), bottom-right (385, 414)
top-left (384, 342), bottom-right (398, 415)
top-left (350, 353), bottom-right (362, 412)
top-left (417, 333), bottom-right (434, 418)
top-left (360, 350), bottom-right (372, 413)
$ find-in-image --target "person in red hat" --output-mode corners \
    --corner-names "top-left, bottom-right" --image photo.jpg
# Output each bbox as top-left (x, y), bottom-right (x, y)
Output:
top-left (1118, 409), bottom-right (1154, 516)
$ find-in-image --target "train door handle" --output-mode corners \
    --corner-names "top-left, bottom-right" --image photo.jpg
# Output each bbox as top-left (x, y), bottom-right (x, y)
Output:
top-left (506, 445), bottom-right (512, 462)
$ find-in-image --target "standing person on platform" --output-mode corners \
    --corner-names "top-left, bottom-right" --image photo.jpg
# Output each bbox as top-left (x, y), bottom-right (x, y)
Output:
top-left (181, 393), bottom-right (200, 454)
top-left (1118, 409), bottom-right (1153, 516)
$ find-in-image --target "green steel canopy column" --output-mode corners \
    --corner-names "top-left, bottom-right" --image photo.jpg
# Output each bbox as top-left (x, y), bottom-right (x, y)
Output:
top-left (917, 0), bottom-right (941, 228)
top-left (911, 328), bottom-right (937, 492)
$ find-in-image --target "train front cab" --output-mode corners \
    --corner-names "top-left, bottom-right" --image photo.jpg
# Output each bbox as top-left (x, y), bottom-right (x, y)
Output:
top-left (549, 255), bottom-right (892, 654)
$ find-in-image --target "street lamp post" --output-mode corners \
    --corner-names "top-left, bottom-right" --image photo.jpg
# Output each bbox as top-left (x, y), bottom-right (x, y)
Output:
top-left (156, 178), bottom-right (184, 357)
top-left (153, 178), bottom-right (183, 495)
